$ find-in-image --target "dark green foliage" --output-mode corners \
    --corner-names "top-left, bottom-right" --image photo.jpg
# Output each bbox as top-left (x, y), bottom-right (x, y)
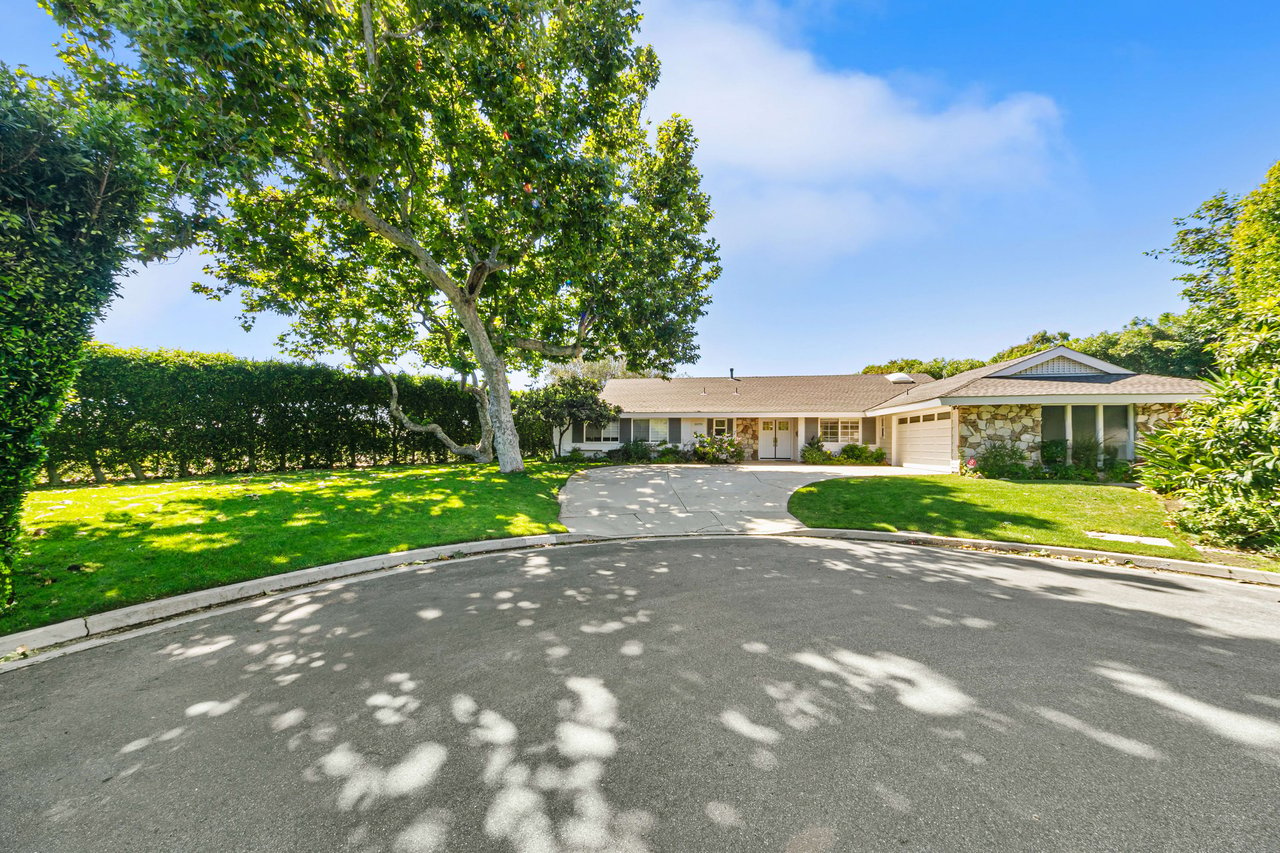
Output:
top-left (1041, 439), bottom-right (1069, 467)
top-left (1139, 370), bottom-right (1280, 551)
top-left (41, 344), bottom-right (492, 482)
top-left (0, 70), bottom-right (155, 608)
top-left (837, 443), bottom-right (888, 464)
top-left (515, 377), bottom-right (620, 457)
top-left (800, 436), bottom-right (829, 465)
top-left (861, 357), bottom-right (985, 378)
top-left (652, 444), bottom-right (691, 463)
top-left (972, 441), bottom-right (1029, 479)
top-left (605, 440), bottom-right (654, 463)
top-left (1070, 435), bottom-right (1103, 467)
top-left (1138, 162), bottom-right (1280, 553)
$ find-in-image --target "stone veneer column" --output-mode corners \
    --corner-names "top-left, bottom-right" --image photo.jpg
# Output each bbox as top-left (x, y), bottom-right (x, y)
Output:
top-left (735, 417), bottom-right (759, 461)
top-left (1134, 403), bottom-right (1183, 436)
top-left (956, 404), bottom-right (1043, 464)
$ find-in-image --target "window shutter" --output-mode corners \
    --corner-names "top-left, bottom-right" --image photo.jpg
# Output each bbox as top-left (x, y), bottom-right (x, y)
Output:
top-left (572, 421), bottom-right (584, 444)
top-left (619, 418), bottom-right (632, 442)
top-left (668, 418), bottom-right (681, 445)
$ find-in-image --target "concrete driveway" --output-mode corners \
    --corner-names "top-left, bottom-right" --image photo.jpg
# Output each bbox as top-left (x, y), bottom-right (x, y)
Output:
top-left (558, 463), bottom-right (920, 536)
top-left (3, 536), bottom-right (1278, 851)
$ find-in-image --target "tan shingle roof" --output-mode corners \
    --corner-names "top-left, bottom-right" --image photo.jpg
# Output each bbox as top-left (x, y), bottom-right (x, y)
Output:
top-left (871, 348), bottom-right (1206, 409)
top-left (942, 373), bottom-right (1207, 398)
top-left (602, 373), bottom-right (935, 414)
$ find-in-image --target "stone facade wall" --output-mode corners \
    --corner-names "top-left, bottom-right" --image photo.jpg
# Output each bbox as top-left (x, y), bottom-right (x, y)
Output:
top-left (1134, 403), bottom-right (1183, 436)
top-left (956, 404), bottom-right (1042, 464)
top-left (735, 417), bottom-right (759, 461)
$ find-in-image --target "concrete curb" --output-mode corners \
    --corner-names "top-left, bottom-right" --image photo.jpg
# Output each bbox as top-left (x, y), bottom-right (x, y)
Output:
top-left (787, 528), bottom-right (1280, 587)
top-left (3, 527), bottom-right (1275, 662)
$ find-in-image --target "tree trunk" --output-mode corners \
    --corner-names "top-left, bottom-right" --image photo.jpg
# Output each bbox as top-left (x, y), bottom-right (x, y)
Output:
top-left (44, 459), bottom-right (63, 486)
top-left (88, 453), bottom-right (107, 484)
top-left (128, 460), bottom-right (145, 480)
top-left (452, 297), bottom-right (524, 473)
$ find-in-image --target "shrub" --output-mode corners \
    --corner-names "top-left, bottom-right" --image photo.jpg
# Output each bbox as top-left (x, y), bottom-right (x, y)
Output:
top-left (973, 440), bottom-right (1029, 479)
top-left (1, 74), bottom-right (156, 610)
top-left (1070, 435), bottom-right (1103, 468)
top-left (1139, 370), bottom-right (1280, 552)
top-left (838, 443), bottom-right (887, 464)
top-left (692, 433), bottom-right (745, 464)
top-left (653, 444), bottom-right (691, 463)
top-left (1041, 439), bottom-right (1069, 467)
top-left (605, 440), bottom-right (655, 463)
top-left (800, 436), bottom-right (831, 465)
top-left (559, 448), bottom-right (588, 463)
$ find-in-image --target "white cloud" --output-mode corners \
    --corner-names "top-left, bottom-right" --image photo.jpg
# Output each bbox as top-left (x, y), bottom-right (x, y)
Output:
top-left (640, 0), bottom-right (1062, 257)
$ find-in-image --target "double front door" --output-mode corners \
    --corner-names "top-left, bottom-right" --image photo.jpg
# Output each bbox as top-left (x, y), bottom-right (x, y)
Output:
top-left (759, 419), bottom-right (793, 460)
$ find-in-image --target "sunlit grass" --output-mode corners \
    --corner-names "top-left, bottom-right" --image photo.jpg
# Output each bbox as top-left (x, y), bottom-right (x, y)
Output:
top-left (790, 475), bottom-right (1207, 562)
top-left (5, 462), bottom-right (592, 634)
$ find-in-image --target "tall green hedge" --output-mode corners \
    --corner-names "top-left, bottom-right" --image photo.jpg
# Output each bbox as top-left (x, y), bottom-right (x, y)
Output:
top-left (41, 343), bottom-right (553, 482)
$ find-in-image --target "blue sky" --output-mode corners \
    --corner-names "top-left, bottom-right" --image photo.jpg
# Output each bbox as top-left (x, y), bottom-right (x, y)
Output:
top-left (5, 0), bottom-right (1280, 380)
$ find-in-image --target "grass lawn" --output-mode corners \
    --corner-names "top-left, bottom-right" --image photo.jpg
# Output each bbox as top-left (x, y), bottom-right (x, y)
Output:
top-left (790, 475), bottom-right (1209, 562)
top-left (4, 462), bottom-right (589, 635)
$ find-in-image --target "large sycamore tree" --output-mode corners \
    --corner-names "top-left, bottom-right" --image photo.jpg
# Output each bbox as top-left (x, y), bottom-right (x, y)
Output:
top-left (49, 0), bottom-right (720, 472)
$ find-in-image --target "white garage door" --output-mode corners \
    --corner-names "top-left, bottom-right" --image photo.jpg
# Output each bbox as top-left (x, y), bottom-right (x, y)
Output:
top-left (896, 411), bottom-right (953, 469)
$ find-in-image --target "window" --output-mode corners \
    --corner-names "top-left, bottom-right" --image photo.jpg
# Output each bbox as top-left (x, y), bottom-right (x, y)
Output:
top-left (921, 413), bottom-right (935, 422)
top-left (819, 419), bottom-right (860, 443)
top-left (633, 418), bottom-right (668, 444)
top-left (584, 420), bottom-right (620, 443)
top-left (712, 418), bottom-right (729, 437)
top-left (937, 411), bottom-right (951, 421)
top-left (898, 417), bottom-right (908, 425)
top-left (909, 415), bottom-right (921, 424)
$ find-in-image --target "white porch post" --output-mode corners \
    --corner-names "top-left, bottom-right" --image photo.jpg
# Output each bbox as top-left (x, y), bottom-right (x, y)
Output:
top-left (1127, 404), bottom-right (1137, 461)
top-left (1096, 403), bottom-right (1105, 466)
top-left (1065, 405), bottom-right (1074, 460)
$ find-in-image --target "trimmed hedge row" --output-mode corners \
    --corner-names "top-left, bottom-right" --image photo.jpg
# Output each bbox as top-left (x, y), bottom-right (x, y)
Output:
top-left (41, 344), bottom-right (549, 483)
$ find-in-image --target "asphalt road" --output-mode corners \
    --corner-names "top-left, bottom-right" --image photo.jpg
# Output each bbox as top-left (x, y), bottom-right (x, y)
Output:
top-left (3, 537), bottom-right (1279, 852)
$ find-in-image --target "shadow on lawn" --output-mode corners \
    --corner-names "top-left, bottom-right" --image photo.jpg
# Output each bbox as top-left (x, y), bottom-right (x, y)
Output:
top-left (3, 537), bottom-right (1279, 851)
top-left (793, 477), bottom-right (1061, 539)
top-left (7, 470), bottom-right (568, 632)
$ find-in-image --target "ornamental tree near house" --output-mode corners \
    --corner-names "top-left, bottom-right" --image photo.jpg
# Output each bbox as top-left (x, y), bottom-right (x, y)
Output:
top-left (50, 0), bottom-right (721, 473)
top-left (0, 68), bottom-right (155, 608)
top-left (516, 377), bottom-right (620, 457)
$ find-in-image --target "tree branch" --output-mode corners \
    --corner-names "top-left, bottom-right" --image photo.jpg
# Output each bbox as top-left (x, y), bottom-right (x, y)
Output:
top-left (370, 364), bottom-right (493, 463)
top-left (361, 0), bottom-right (377, 70)
top-left (510, 336), bottom-right (585, 358)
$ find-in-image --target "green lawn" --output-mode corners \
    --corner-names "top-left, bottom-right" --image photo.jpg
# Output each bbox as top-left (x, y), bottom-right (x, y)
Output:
top-left (4, 462), bottom-right (588, 635)
top-left (790, 475), bottom-right (1208, 562)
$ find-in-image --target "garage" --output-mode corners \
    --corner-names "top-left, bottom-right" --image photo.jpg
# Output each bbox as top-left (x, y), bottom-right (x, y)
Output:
top-left (893, 409), bottom-right (954, 469)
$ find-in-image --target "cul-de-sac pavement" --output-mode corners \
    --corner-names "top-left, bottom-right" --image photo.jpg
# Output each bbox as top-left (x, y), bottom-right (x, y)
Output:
top-left (3, 533), bottom-right (1279, 852)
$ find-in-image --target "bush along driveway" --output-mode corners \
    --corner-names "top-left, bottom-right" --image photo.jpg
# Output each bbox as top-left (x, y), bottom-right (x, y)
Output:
top-left (4, 462), bottom-right (588, 634)
top-left (789, 475), bottom-right (1215, 562)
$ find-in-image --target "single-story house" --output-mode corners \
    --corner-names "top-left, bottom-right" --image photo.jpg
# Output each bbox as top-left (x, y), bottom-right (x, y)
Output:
top-left (555, 346), bottom-right (1207, 470)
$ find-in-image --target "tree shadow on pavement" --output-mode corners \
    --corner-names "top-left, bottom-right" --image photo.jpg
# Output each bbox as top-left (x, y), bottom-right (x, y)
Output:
top-left (2, 536), bottom-right (1278, 852)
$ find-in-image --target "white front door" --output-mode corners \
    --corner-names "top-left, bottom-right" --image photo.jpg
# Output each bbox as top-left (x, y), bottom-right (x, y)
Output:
top-left (759, 419), bottom-right (793, 460)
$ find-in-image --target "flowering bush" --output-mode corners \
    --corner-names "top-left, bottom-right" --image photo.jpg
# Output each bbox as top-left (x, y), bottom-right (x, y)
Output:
top-left (691, 433), bottom-right (745, 463)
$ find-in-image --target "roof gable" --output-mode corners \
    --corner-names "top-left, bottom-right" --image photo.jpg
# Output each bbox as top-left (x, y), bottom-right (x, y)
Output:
top-left (988, 345), bottom-right (1135, 377)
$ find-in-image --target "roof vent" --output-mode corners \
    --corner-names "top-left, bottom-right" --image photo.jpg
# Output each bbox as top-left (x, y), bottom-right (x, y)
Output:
top-left (886, 372), bottom-right (916, 384)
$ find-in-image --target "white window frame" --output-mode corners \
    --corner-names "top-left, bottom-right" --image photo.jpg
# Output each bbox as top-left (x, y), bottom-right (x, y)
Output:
top-left (711, 418), bottom-right (729, 437)
top-left (584, 420), bottom-right (620, 443)
top-left (633, 418), bottom-right (669, 444)
top-left (819, 418), bottom-right (860, 444)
